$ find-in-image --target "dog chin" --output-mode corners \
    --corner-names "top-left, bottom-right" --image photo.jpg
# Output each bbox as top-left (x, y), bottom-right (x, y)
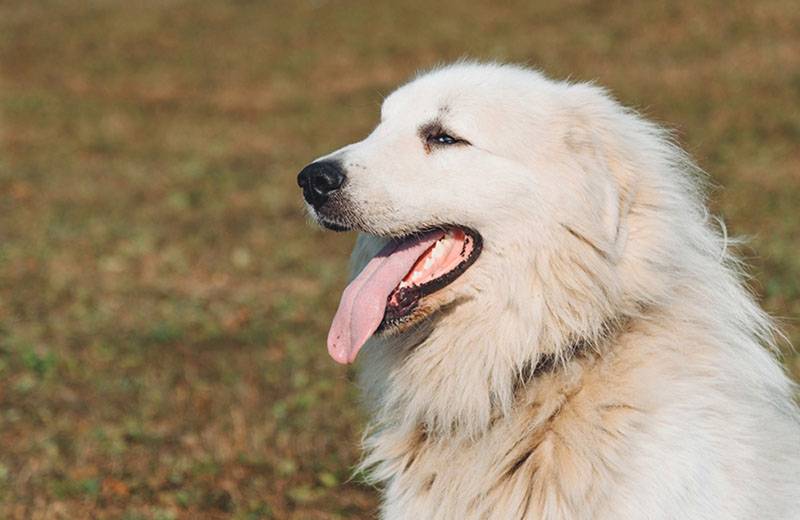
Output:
top-left (376, 300), bottom-right (438, 336)
top-left (376, 284), bottom-right (471, 339)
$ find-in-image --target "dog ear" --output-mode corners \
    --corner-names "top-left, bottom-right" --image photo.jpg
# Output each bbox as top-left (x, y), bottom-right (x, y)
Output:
top-left (564, 122), bottom-right (635, 263)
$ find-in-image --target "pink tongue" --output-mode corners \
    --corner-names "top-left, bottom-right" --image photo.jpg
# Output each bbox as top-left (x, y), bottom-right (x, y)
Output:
top-left (327, 231), bottom-right (444, 364)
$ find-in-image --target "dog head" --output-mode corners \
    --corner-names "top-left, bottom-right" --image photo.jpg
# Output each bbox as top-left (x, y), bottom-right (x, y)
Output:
top-left (299, 63), bottom-right (661, 368)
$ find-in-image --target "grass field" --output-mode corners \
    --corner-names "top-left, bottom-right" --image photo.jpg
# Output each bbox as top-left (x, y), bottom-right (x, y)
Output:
top-left (1, 1), bottom-right (798, 518)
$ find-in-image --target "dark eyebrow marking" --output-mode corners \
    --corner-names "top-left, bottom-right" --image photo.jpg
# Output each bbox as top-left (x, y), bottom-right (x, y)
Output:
top-left (417, 119), bottom-right (445, 140)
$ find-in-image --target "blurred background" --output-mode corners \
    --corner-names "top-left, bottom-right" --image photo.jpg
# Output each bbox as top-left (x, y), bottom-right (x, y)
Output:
top-left (0, 1), bottom-right (798, 518)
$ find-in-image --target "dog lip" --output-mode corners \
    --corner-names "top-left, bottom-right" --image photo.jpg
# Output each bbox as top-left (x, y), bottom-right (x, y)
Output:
top-left (377, 226), bottom-right (483, 331)
top-left (320, 218), bottom-right (352, 232)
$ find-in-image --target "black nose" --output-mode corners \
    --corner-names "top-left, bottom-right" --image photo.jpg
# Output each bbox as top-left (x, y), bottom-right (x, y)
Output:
top-left (297, 161), bottom-right (346, 208)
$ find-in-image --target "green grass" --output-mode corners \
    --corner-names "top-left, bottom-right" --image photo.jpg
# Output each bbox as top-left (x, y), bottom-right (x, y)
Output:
top-left (1, 1), bottom-right (798, 518)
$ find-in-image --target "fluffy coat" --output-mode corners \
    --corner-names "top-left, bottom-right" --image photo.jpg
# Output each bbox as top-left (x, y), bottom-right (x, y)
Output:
top-left (307, 62), bottom-right (800, 519)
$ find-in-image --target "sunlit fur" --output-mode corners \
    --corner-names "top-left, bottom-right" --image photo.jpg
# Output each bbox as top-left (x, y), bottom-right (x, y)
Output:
top-left (311, 62), bottom-right (800, 519)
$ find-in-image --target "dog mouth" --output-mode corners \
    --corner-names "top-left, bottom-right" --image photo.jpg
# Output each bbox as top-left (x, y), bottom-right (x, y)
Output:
top-left (327, 226), bottom-right (482, 364)
top-left (381, 228), bottom-right (482, 330)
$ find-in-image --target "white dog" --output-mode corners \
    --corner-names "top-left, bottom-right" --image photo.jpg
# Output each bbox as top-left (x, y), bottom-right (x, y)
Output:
top-left (298, 62), bottom-right (800, 519)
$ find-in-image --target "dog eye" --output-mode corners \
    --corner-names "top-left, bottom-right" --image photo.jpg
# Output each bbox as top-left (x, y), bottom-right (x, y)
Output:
top-left (419, 122), bottom-right (470, 150)
top-left (427, 132), bottom-right (468, 147)
top-left (430, 133), bottom-right (458, 145)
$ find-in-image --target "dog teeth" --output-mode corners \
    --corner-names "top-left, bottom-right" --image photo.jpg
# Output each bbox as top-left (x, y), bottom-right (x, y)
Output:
top-left (431, 240), bottom-right (445, 259)
top-left (405, 234), bottom-right (458, 285)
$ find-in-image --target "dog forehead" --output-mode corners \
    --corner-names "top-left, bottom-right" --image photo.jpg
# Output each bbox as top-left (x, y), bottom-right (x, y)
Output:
top-left (381, 82), bottom-right (457, 123)
top-left (381, 63), bottom-right (559, 127)
top-left (381, 67), bottom-right (497, 119)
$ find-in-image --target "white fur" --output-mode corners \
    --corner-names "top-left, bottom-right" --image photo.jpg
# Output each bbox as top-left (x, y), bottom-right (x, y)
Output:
top-left (310, 62), bottom-right (800, 519)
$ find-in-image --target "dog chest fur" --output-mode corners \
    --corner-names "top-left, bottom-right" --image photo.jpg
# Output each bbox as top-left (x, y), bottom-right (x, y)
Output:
top-left (361, 313), bottom-right (799, 519)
